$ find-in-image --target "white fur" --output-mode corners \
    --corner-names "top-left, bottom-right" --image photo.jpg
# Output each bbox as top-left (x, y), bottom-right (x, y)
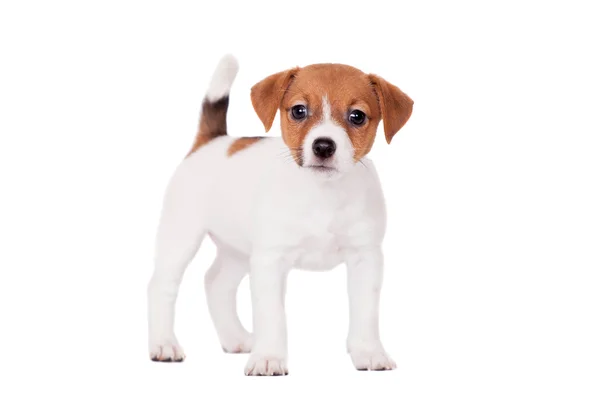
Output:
top-left (302, 96), bottom-right (356, 176)
top-left (205, 54), bottom-right (239, 102)
top-left (147, 62), bottom-right (395, 374)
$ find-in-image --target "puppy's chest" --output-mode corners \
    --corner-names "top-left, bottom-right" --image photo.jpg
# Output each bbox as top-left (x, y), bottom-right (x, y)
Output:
top-left (285, 200), bottom-right (364, 271)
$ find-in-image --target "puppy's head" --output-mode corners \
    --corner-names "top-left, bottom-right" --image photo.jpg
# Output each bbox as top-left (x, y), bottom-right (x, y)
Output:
top-left (251, 63), bottom-right (413, 177)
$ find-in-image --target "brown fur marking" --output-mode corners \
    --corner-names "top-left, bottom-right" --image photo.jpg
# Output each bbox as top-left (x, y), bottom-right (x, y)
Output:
top-left (186, 96), bottom-right (229, 157)
top-left (250, 63), bottom-right (413, 166)
top-left (280, 64), bottom-right (382, 163)
top-left (250, 68), bottom-right (299, 132)
top-left (227, 136), bottom-right (266, 156)
top-left (369, 75), bottom-right (414, 144)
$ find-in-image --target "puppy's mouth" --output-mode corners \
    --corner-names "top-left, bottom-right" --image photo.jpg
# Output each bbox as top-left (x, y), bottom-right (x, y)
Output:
top-left (305, 164), bottom-right (338, 173)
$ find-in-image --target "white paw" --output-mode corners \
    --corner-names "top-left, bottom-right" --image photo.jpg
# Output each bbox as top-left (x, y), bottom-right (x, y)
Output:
top-left (244, 354), bottom-right (288, 376)
top-left (350, 350), bottom-right (396, 371)
top-left (221, 333), bottom-right (253, 354)
top-left (149, 339), bottom-right (185, 362)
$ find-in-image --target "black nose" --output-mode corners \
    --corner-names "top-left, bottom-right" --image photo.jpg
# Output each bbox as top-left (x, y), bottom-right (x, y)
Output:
top-left (312, 138), bottom-right (336, 159)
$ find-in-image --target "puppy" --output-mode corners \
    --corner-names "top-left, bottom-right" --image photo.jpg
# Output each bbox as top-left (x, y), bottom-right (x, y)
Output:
top-left (147, 55), bottom-right (413, 375)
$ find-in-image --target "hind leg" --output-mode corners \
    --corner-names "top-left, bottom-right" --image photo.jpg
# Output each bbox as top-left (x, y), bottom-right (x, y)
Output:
top-left (205, 245), bottom-right (252, 353)
top-left (147, 163), bottom-right (206, 362)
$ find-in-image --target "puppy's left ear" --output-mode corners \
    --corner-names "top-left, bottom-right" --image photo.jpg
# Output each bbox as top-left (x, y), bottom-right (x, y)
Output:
top-left (251, 67), bottom-right (300, 132)
top-left (369, 74), bottom-right (414, 144)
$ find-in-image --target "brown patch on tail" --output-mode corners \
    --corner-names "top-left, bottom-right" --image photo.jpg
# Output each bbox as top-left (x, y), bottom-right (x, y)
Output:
top-left (186, 96), bottom-right (229, 157)
top-left (227, 136), bottom-right (266, 156)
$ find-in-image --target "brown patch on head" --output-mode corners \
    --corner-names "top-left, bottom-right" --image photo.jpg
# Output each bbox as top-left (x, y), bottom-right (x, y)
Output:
top-left (227, 136), bottom-right (266, 156)
top-left (186, 96), bottom-right (229, 157)
top-left (278, 64), bottom-right (384, 163)
top-left (250, 63), bottom-right (413, 165)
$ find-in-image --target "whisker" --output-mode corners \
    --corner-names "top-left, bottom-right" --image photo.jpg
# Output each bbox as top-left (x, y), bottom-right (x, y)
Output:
top-left (279, 146), bottom-right (303, 151)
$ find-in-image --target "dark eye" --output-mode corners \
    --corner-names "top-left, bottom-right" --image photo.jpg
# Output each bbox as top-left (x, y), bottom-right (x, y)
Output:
top-left (348, 109), bottom-right (366, 126)
top-left (291, 105), bottom-right (307, 120)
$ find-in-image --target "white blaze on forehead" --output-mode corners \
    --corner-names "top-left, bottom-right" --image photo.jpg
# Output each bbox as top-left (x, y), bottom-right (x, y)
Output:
top-left (322, 96), bottom-right (333, 122)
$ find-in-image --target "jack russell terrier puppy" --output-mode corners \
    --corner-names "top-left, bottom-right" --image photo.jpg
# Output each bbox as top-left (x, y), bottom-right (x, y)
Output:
top-left (147, 54), bottom-right (414, 375)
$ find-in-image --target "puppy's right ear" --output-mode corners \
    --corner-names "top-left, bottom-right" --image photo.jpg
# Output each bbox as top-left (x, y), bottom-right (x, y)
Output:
top-left (250, 68), bottom-right (299, 132)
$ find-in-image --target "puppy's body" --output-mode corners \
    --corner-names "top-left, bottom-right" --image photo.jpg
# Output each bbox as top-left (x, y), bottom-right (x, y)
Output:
top-left (148, 55), bottom-right (413, 375)
top-left (173, 135), bottom-right (385, 266)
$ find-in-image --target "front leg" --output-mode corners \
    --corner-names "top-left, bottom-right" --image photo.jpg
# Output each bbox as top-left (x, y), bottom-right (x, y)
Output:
top-left (346, 246), bottom-right (396, 371)
top-left (244, 252), bottom-right (290, 376)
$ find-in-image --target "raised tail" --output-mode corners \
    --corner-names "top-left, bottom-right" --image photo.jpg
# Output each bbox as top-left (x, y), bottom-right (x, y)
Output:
top-left (187, 54), bottom-right (239, 157)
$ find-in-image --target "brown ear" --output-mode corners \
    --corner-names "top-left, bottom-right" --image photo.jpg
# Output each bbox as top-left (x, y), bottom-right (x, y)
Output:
top-left (369, 74), bottom-right (414, 144)
top-left (250, 67), bottom-right (299, 132)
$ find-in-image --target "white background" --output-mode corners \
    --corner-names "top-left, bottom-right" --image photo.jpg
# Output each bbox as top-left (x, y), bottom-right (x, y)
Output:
top-left (1, 0), bottom-right (599, 398)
